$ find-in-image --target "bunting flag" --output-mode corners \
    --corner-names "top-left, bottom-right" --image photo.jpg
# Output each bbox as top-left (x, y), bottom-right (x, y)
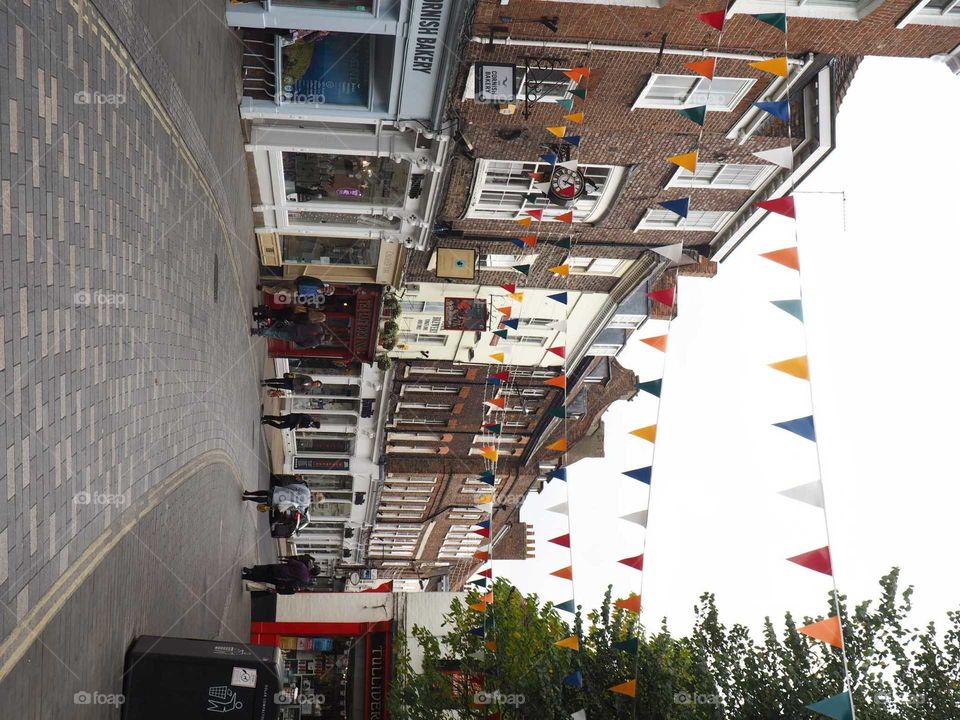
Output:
top-left (479, 568), bottom-right (493, 578)
top-left (479, 475), bottom-right (496, 487)
top-left (756, 195), bottom-right (796, 218)
top-left (562, 671), bottom-right (583, 687)
top-left (570, 87), bottom-right (587, 100)
top-left (481, 591), bottom-right (493, 604)
top-left (508, 291), bottom-right (525, 302)
top-left (500, 319), bottom-right (520, 331)
top-left (778, 480), bottom-right (825, 508)
top-left (485, 397), bottom-right (506, 409)
top-left (684, 57), bottom-right (716, 79)
top-left (615, 595), bottom-right (642, 613)
top-left (485, 640), bottom-right (497, 652)
top-left (550, 406), bottom-right (567, 420)
top-left (548, 346), bottom-right (567, 358)
top-left (468, 578), bottom-right (488, 587)
top-left (550, 237), bottom-right (573, 249)
top-left (760, 247), bottom-right (800, 270)
top-left (697, 9), bottom-right (727, 30)
top-left (752, 12), bottom-right (787, 32)
top-left (618, 554), bottom-right (645, 571)
top-left (469, 602), bottom-right (488, 612)
top-left (549, 264), bottom-right (570, 277)
top-left (563, 135), bottom-right (581, 146)
top-left (771, 299), bottom-right (804, 321)
top-left (548, 291), bottom-right (568, 305)
top-left (496, 305), bottom-right (512, 318)
top-left (642, 335), bottom-right (669, 352)
top-left (472, 527), bottom-right (491, 538)
top-left (750, 56), bottom-right (789, 77)
top-left (548, 467), bottom-right (567, 481)
top-left (658, 198), bottom-right (690, 218)
top-left (519, 234), bottom-right (538, 247)
top-left (774, 415), bottom-right (816, 442)
top-left (547, 126), bottom-right (567, 138)
top-left (557, 159), bottom-right (579, 171)
top-left (678, 106), bottom-right (707, 126)
top-left (651, 241), bottom-right (684, 265)
top-left (540, 153), bottom-right (558, 165)
top-left (620, 510), bottom-right (648, 527)
top-left (754, 100), bottom-right (790, 123)
top-left (551, 566), bottom-right (574, 580)
top-left (468, 627), bottom-right (485, 637)
top-left (799, 616), bottom-right (844, 648)
top-left (564, 67), bottom-right (590, 83)
top-left (490, 352), bottom-right (506, 362)
top-left (556, 211), bottom-right (574, 223)
top-left (544, 374), bottom-right (567, 388)
top-left (629, 425), bottom-right (657, 443)
top-left (564, 112), bottom-right (584, 124)
top-left (753, 145), bottom-right (794, 169)
top-left (488, 371), bottom-right (510, 382)
top-left (515, 217), bottom-right (533, 227)
top-left (511, 237), bottom-right (529, 249)
top-left (524, 209), bottom-right (544, 221)
top-left (609, 679), bottom-right (637, 698)
top-left (549, 533), bottom-right (571, 548)
top-left (527, 171), bottom-right (544, 181)
top-left (667, 150), bottom-right (698, 173)
top-left (500, 283), bottom-right (516, 293)
top-left (492, 329), bottom-right (510, 340)
top-left (473, 551), bottom-right (491, 562)
top-left (555, 599), bottom-right (577, 614)
top-left (635, 379), bottom-right (662, 397)
top-left (612, 637), bottom-right (640, 655)
top-left (787, 546), bottom-right (833, 575)
top-left (546, 438), bottom-right (568, 452)
top-left (486, 376), bottom-right (504, 387)
top-left (556, 98), bottom-right (574, 112)
top-left (546, 501), bottom-right (569, 514)
top-left (482, 422), bottom-right (503, 434)
top-left (477, 494), bottom-right (493, 503)
top-left (648, 288), bottom-right (676, 307)
top-left (623, 466), bottom-right (653, 484)
top-left (769, 355), bottom-right (809, 380)
top-left (805, 692), bottom-right (853, 720)
top-left (555, 635), bottom-right (580, 650)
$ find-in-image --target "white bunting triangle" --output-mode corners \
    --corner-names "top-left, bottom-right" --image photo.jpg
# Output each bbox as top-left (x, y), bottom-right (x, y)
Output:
top-left (534, 182), bottom-right (552, 193)
top-left (620, 510), bottom-right (648, 527)
top-left (571, 711), bottom-right (587, 720)
top-left (546, 501), bottom-right (569, 514)
top-left (551, 320), bottom-right (568, 332)
top-left (752, 145), bottom-right (794, 169)
top-left (651, 242), bottom-right (684, 265)
top-left (778, 480), bottom-right (825, 508)
top-left (556, 159), bottom-right (579, 171)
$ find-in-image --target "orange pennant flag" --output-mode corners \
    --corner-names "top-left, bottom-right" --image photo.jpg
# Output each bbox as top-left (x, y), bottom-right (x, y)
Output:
top-left (549, 264), bottom-right (570, 277)
top-left (527, 171), bottom-right (544, 181)
top-left (555, 635), bottom-right (580, 650)
top-left (550, 565), bottom-right (574, 580)
top-left (473, 551), bottom-right (491, 561)
top-left (760, 247), bottom-right (799, 270)
top-left (641, 335), bottom-right (668, 352)
top-left (667, 150), bottom-right (698, 174)
top-left (615, 595), bottom-right (642, 613)
top-left (519, 235), bottom-right (538, 247)
top-left (489, 352), bottom-right (505, 362)
top-left (496, 306), bottom-right (512, 318)
top-left (799, 616), bottom-right (844, 648)
top-left (769, 355), bottom-right (809, 380)
top-left (684, 57), bottom-right (716, 79)
top-left (481, 592), bottom-right (494, 604)
top-left (515, 216), bottom-right (533, 227)
top-left (556, 211), bottom-right (574, 223)
top-left (546, 438), bottom-right (568, 452)
top-left (750, 56), bottom-right (789, 77)
top-left (630, 425), bottom-right (657, 443)
top-left (479, 446), bottom-right (499, 461)
top-left (486, 397), bottom-right (507, 408)
top-left (484, 640), bottom-right (497, 652)
top-left (564, 67), bottom-right (590, 83)
top-left (507, 291), bottom-right (524, 302)
top-left (546, 126), bottom-right (567, 138)
top-left (544, 375), bottom-right (567, 389)
top-left (564, 112), bottom-right (584, 124)
top-left (610, 679), bottom-right (637, 698)
top-left (469, 602), bottom-right (487, 612)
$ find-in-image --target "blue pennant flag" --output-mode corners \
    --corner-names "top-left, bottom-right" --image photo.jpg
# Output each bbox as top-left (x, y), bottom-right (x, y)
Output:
top-left (563, 135), bottom-right (581, 146)
top-left (510, 238), bottom-right (527, 249)
top-left (468, 627), bottom-right (485, 637)
top-left (548, 291), bottom-right (568, 305)
top-left (486, 376), bottom-right (503, 386)
top-left (476, 519), bottom-right (491, 529)
top-left (805, 692), bottom-right (853, 720)
top-left (755, 100), bottom-right (790, 123)
top-left (771, 299), bottom-right (804, 321)
top-left (479, 474), bottom-right (496, 486)
top-left (556, 98), bottom-right (574, 112)
top-left (555, 599), bottom-right (577, 613)
top-left (636, 379), bottom-right (662, 398)
top-left (774, 415), bottom-right (816, 442)
top-left (540, 153), bottom-right (558, 165)
top-left (623, 466), bottom-right (652, 485)
top-left (563, 671), bottom-right (583, 688)
top-left (501, 318), bottom-right (520, 330)
top-left (612, 637), bottom-right (640, 655)
top-left (548, 467), bottom-right (567, 482)
top-left (658, 198), bottom-right (690, 219)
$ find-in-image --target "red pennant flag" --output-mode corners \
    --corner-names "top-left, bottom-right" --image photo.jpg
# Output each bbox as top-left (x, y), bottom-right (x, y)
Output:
top-left (519, 235), bottom-right (538, 247)
top-left (760, 247), bottom-right (800, 270)
top-left (547, 346), bottom-right (566, 358)
top-left (472, 527), bottom-right (491, 538)
top-left (556, 210), bottom-right (574, 223)
top-left (697, 9), bottom-right (726, 30)
top-left (787, 546), bottom-right (833, 575)
top-left (489, 371), bottom-right (510, 381)
top-left (479, 569), bottom-right (493, 578)
top-left (485, 397), bottom-right (507, 408)
top-left (526, 209), bottom-right (544, 220)
top-left (647, 288), bottom-right (675, 306)
top-left (362, 580), bottom-right (394, 592)
top-left (549, 533), bottom-right (571, 548)
top-left (641, 335), bottom-right (669, 352)
top-left (756, 196), bottom-right (796, 218)
top-left (618, 554), bottom-right (645, 571)
top-left (500, 283), bottom-right (516, 293)
top-left (684, 57), bottom-right (716, 79)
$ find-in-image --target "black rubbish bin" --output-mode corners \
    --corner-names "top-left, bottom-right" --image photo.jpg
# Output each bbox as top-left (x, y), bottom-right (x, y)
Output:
top-left (121, 635), bottom-right (282, 720)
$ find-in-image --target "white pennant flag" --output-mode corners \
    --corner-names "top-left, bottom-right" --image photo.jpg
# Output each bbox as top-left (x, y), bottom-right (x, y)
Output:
top-left (571, 711), bottom-right (587, 720)
top-left (620, 510), bottom-right (648, 527)
top-left (651, 242), bottom-right (684, 265)
top-left (546, 501), bottom-right (569, 515)
top-left (534, 182), bottom-right (552, 194)
top-left (778, 480), bottom-right (825, 508)
top-left (556, 159), bottom-right (579, 171)
top-left (752, 145), bottom-right (794, 169)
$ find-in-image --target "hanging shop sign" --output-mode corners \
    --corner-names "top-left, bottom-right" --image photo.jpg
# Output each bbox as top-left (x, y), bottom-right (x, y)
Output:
top-left (475, 63), bottom-right (517, 103)
top-left (444, 298), bottom-right (488, 331)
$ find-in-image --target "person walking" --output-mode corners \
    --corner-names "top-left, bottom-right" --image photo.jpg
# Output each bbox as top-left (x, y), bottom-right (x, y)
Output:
top-left (252, 321), bottom-right (331, 348)
top-left (260, 413), bottom-right (322, 430)
top-left (253, 305), bottom-right (327, 324)
top-left (259, 277), bottom-right (337, 304)
top-left (241, 559), bottom-right (312, 592)
top-left (262, 373), bottom-right (322, 393)
top-left (242, 481), bottom-right (313, 512)
top-left (270, 473), bottom-right (303, 486)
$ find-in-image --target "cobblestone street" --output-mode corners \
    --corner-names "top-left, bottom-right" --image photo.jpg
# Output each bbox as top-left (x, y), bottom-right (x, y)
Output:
top-left (0, 0), bottom-right (271, 712)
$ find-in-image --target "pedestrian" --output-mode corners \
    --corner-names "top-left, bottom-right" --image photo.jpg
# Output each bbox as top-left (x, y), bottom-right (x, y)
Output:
top-left (241, 559), bottom-right (312, 592)
top-left (271, 473), bottom-right (303, 486)
top-left (242, 481), bottom-right (313, 514)
top-left (253, 305), bottom-right (327, 324)
top-left (251, 322), bottom-right (331, 348)
top-left (260, 413), bottom-right (322, 430)
top-left (262, 373), bottom-right (323, 393)
top-left (258, 277), bottom-right (337, 305)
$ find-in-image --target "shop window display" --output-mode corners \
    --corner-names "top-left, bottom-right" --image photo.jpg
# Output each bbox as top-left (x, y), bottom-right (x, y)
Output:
top-left (281, 33), bottom-right (371, 106)
top-left (283, 152), bottom-right (411, 206)
top-left (281, 236), bottom-right (380, 267)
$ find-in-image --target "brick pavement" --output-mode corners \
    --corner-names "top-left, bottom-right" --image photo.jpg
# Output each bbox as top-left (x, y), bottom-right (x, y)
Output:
top-left (0, 0), bottom-right (273, 702)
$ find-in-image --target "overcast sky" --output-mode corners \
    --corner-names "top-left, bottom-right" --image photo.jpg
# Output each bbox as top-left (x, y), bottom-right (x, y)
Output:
top-left (498, 56), bottom-right (960, 635)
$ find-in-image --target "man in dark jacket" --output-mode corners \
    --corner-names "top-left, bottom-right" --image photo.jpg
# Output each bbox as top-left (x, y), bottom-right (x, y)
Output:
top-left (241, 560), bottom-right (312, 593)
top-left (262, 373), bottom-right (322, 393)
top-left (260, 413), bottom-right (322, 430)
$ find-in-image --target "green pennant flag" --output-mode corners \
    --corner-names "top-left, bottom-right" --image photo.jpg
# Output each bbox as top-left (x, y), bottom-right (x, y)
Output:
top-left (636, 379), bottom-right (662, 398)
top-left (555, 599), bottom-right (577, 613)
top-left (570, 87), bottom-right (587, 100)
top-left (612, 637), bottom-right (639, 655)
top-left (752, 12), bottom-right (787, 31)
top-left (493, 329), bottom-right (509, 339)
top-left (678, 105), bottom-right (706, 126)
top-left (551, 237), bottom-right (573, 249)
top-left (468, 578), bottom-right (488, 587)
top-left (513, 264), bottom-right (531, 275)
top-left (805, 692), bottom-right (853, 720)
top-left (556, 98), bottom-right (574, 112)
top-left (549, 406), bottom-right (567, 419)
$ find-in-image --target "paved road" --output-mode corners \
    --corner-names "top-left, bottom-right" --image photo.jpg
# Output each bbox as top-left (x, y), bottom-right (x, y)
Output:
top-left (0, 0), bottom-right (273, 713)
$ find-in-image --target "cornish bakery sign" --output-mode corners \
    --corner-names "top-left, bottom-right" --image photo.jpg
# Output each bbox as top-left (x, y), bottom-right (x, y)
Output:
top-left (400, 0), bottom-right (454, 119)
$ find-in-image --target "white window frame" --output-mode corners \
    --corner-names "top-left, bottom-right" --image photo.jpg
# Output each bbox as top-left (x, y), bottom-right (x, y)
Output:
top-left (386, 432), bottom-right (445, 442)
top-left (667, 162), bottom-right (776, 190)
top-left (401, 385), bottom-right (461, 395)
top-left (632, 74), bottom-right (755, 111)
top-left (407, 365), bottom-right (467, 377)
top-left (472, 435), bottom-right (521, 444)
top-left (396, 402), bottom-right (454, 411)
top-left (731, 0), bottom-right (886, 20)
top-left (497, 335), bottom-right (547, 347)
top-left (896, 0), bottom-right (960, 25)
top-left (608, 313), bottom-right (647, 330)
top-left (463, 64), bottom-right (576, 103)
top-left (635, 209), bottom-right (733, 232)
top-left (517, 317), bottom-right (558, 328)
top-left (401, 300), bottom-right (446, 314)
top-left (387, 445), bottom-right (441, 455)
top-left (479, 253), bottom-right (540, 270)
top-left (398, 331), bottom-right (448, 347)
top-left (567, 257), bottom-right (631, 275)
top-left (466, 160), bottom-right (626, 223)
top-left (588, 343), bottom-right (624, 357)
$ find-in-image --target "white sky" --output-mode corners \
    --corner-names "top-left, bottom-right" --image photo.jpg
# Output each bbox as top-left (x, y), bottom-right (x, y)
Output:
top-left (499, 56), bottom-right (960, 635)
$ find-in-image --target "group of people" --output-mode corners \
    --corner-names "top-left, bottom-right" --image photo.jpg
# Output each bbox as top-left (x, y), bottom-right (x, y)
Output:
top-left (251, 277), bottom-right (338, 349)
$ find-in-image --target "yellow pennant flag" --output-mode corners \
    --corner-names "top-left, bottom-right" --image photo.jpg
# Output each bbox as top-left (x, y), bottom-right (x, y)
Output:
top-left (555, 636), bottom-right (580, 650)
top-left (564, 112), bottom-right (584, 124)
top-left (469, 602), bottom-right (487, 612)
top-left (546, 126), bottom-right (567, 138)
top-left (667, 150), bottom-right (698, 174)
top-left (489, 352), bottom-right (505, 362)
top-left (478, 494), bottom-right (494, 504)
top-left (768, 355), bottom-right (809, 380)
top-left (630, 425), bottom-right (657, 443)
top-left (749, 56), bottom-right (789, 77)
top-left (508, 292), bottom-right (525, 302)
top-left (610, 679), bottom-right (637, 697)
top-left (546, 438), bottom-right (568, 452)
top-left (479, 446), bottom-right (499, 461)
top-left (516, 216), bottom-right (533, 226)
top-left (548, 264), bottom-right (570, 277)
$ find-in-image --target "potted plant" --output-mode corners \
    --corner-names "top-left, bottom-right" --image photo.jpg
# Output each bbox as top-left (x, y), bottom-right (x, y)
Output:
top-left (379, 320), bottom-right (400, 350)
top-left (382, 293), bottom-right (401, 317)
top-left (375, 352), bottom-right (393, 371)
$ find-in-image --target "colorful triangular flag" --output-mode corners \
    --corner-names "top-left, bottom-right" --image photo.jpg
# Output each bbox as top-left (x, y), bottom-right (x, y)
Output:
top-left (468, 578), bottom-right (488, 587)
top-left (651, 242), bottom-right (684, 265)
top-left (500, 283), bottom-right (516, 293)
top-left (481, 422), bottom-right (503, 434)
top-left (564, 67), bottom-right (590, 83)
top-left (753, 145), bottom-right (794, 169)
top-left (546, 438), bottom-right (568, 452)
top-left (548, 467), bottom-right (567, 481)
top-left (549, 533), bottom-right (571, 548)
top-left (472, 527), bottom-right (491, 538)
top-left (540, 153), bottom-right (558, 165)
top-left (667, 151), bottom-right (698, 173)
top-left (556, 98), bottom-right (574, 112)
top-left (512, 264), bottom-right (531, 275)
top-left (774, 415), bottom-right (816, 442)
top-left (615, 595), bottom-right (642, 613)
top-left (547, 126), bottom-right (567, 138)
top-left (805, 692), bottom-right (853, 720)
top-left (752, 12), bottom-right (787, 32)
top-left (570, 87), bottom-right (587, 100)
top-left (760, 247), bottom-right (800, 270)
top-left (488, 371), bottom-right (510, 382)
top-left (629, 425), bottom-right (657, 443)
top-left (697, 9), bottom-right (726, 30)
top-left (555, 635), bottom-right (580, 650)
top-left (473, 551), bottom-right (491, 562)
top-left (750, 56), bottom-right (789, 77)
top-left (555, 211), bottom-right (574, 223)
top-left (544, 374), bottom-right (567, 389)
top-left (771, 299), bottom-right (804, 321)
top-left (778, 481), bottom-right (825, 508)
top-left (564, 112), bottom-right (584, 124)
top-left (484, 639), bottom-right (497, 652)
top-left (546, 501), bottom-right (569, 514)
top-left (525, 209), bottom-right (543, 221)
top-left (489, 352), bottom-right (506, 362)
top-left (787, 546), bottom-right (833, 575)
top-left (623, 466), bottom-right (652, 484)
top-left (612, 637), bottom-right (640, 655)
top-left (620, 510), bottom-right (648, 527)
top-left (469, 602), bottom-right (487, 612)
top-left (684, 57), bottom-right (716, 79)
top-left (500, 319), bottom-right (520, 330)
top-left (563, 135), bottom-right (581, 146)
top-left (496, 305), bottom-right (512, 318)
top-left (556, 599), bottom-right (577, 614)
top-left (641, 335), bottom-right (668, 352)
top-left (492, 329), bottom-right (509, 340)
top-left (562, 670), bottom-right (583, 687)
top-left (515, 217), bottom-right (533, 227)
top-left (550, 237), bottom-right (573, 249)
top-left (551, 566), bottom-right (574, 580)
top-left (508, 291), bottom-right (525, 302)
top-left (635, 379), bottom-right (662, 397)
top-left (548, 291), bottom-right (568, 304)
top-left (769, 355), bottom-right (809, 380)
top-left (754, 100), bottom-right (790, 123)
top-left (548, 346), bottom-right (566, 358)
top-left (799, 615), bottom-right (844, 648)
top-left (479, 568), bottom-right (493, 578)
top-left (647, 288), bottom-right (676, 307)
top-left (658, 198), bottom-right (690, 218)
top-left (756, 195), bottom-right (796, 218)
top-left (485, 396), bottom-right (506, 409)
top-left (678, 105), bottom-right (707, 126)
top-left (556, 159), bottom-right (579, 171)
top-left (549, 264), bottom-right (570, 277)
top-left (609, 679), bottom-right (637, 697)
top-left (511, 237), bottom-right (529, 249)
top-left (618, 554), bottom-right (644, 571)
